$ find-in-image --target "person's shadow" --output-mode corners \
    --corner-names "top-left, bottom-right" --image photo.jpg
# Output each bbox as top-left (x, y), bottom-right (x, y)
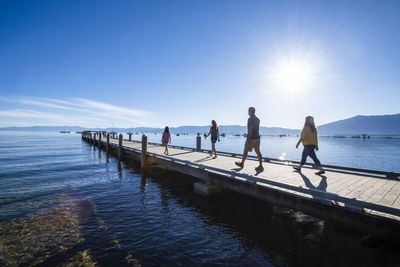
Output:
top-left (297, 171), bottom-right (327, 193)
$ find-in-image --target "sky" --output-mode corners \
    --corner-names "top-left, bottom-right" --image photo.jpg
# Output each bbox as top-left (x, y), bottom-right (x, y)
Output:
top-left (0, 0), bottom-right (399, 129)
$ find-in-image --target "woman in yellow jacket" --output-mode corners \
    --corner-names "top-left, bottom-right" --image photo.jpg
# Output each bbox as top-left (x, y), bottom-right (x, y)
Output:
top-left (293, 116), bottom-right (325, 175)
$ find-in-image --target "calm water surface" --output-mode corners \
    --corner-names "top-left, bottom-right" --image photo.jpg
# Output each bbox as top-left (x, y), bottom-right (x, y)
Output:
top-left (0, 132), bottom-right (399, 266)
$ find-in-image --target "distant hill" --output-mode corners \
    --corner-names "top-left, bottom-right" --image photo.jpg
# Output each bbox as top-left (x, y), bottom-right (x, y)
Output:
top-left (0, 126), bottom-right (86, 132)
top-left (0, 125), bottom-right (299, 135)
top-left (89, 125), bottom-right (299, 135)
top-left (1, 113), bottom-right (399, 135)
top-left (318, 113), bottom-right (400, 135)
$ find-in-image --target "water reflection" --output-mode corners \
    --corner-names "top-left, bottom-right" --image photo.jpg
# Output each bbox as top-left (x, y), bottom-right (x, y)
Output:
top-left (139, 163), bottom-right (400, 266)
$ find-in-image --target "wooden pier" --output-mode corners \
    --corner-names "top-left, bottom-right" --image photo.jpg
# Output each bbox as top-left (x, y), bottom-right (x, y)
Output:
top-left (82, 132), bottom-right (400, 242)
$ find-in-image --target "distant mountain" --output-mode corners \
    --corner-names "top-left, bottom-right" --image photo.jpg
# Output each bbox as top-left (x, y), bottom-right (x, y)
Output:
top-left (172, 125), bottom-right (299, 135)
top-left (0, 125), bottom-right (299, 135)
top-left (83, 125), bottom-right (299, 135)
top-left (318, 113), bottom-right (400, 135)
top-left (2, 113), bottom-right (398, 135)
top-left (0, 126), bottom-right (86, 132)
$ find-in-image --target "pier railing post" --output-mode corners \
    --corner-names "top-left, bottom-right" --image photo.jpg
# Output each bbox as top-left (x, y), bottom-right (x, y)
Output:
top-left (196, 135), bottom-right (201, 152)
top-left (141, 135), bottom-right (148, 172)
top-left (118, 134), bottom-right (123, 159)
top-left (106, 133), bottom-right (110, 153)
top-left (129, 133), bottom-right (132, 141)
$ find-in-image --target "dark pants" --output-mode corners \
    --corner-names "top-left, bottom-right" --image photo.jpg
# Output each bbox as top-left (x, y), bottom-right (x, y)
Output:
top-left (301, 145), bottom-right (321, 166)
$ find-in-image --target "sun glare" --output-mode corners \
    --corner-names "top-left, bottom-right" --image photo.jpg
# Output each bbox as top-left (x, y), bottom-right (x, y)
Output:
top-left (268, 58), bottom-right (315, 94)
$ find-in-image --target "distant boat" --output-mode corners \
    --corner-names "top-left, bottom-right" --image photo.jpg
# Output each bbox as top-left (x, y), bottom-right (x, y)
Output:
top-left (234, 134), bottom-right (240, 137)
top-left (221, 133), bottom-right (226, 137)
top-left (60, 131), bottom-right (72, 134)
top-left (243, 133), bottom-right (248, 137)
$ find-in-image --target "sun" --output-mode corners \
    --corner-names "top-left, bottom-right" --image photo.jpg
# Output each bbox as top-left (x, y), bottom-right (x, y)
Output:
top-left (268, 59), bottom-right (315, 94)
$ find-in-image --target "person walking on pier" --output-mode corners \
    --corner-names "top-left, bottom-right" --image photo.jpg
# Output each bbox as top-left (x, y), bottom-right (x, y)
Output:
top-left (205, 120), bottom-right (220, 158)
top-left (235, 107), bottom-right (264, 172)
top-left (293, 116), bottom-right (325, 175)
top-left (162, 126), bottom-right (171, 155)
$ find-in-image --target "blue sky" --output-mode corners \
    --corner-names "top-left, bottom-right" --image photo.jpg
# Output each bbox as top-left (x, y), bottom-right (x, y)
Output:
top-left (1, 0), bottom-right (399, 129)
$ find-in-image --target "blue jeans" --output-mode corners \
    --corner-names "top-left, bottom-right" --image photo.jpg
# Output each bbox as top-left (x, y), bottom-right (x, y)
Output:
top-left (301, 145), bottom-right (321, 166)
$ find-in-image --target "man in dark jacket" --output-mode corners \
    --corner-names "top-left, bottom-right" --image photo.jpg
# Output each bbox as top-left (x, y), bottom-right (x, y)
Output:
top-left (235, 107), bottom-right (264, 172)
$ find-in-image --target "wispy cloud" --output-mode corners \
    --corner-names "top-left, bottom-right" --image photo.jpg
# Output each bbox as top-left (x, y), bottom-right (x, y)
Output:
top-left (0, 97), bottom-right (159, 128)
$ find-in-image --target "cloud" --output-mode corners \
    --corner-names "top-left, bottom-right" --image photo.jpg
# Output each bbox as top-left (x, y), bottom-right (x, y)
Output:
top-left (0, 97), bottom-right (160, 127)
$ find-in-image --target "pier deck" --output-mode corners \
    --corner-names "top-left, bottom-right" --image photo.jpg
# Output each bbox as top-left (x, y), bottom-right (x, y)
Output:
top-left (87, 134), bottom-right (400, 241)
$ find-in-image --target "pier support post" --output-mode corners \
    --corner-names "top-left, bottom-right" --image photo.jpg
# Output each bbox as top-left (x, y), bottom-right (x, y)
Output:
top-left (141, 135), bottom-right (148, 172)
top-left (89, 133), bottom-right (93, 145)
top-left (118, 134), bottom-right (123, 159)
top-left (106, 133), bottom-right (110, 153)
top-left (196, 135), bottom-right (201, 152)
top-left (128, 133), bottom-right (132, 141)
top-left (99, 134), bottom-right (102, 149)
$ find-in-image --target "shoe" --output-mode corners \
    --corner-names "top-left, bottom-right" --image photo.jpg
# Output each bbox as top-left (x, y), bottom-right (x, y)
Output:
top-left (235, 162), bottom-right (244, 168)
top-left (255, 165), bottom-right (264, 172)
top-left (213, 155), bottom-right (217, 159)
top-left (315, 170), bottom-right (325, 175)
top-left (293, 166), bottom-right (301, 172)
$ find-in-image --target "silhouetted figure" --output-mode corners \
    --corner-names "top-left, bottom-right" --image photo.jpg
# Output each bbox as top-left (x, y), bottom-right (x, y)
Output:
top-left (204, 120), bottom-right (220, 158)
top-left (161, 126), bottom-right (171, 155)
top-left (293, 116), bottom-right (325, 175)
top-left (235, 107), bottom-right (264, 172)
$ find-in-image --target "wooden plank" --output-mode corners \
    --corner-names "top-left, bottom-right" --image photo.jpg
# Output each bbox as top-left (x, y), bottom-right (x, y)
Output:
top-left (326, 173), bottom-right (362, 192)
top-left (380, 182), bottom-right (400, 207)
top-left (392, 186), bottom-right (400, 208)
top-left (368, 180), bottom-right (396, 204)
top-left (356, 179), bottom-right (388, 202)
top-left (344, 178), bottom-right (380, 199)
top-left (335, 176), bottom-right (371, 197)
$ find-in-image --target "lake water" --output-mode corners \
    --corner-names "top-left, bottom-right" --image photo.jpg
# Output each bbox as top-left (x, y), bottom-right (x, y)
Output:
top-left (0, 131), bottom-right (399, 266)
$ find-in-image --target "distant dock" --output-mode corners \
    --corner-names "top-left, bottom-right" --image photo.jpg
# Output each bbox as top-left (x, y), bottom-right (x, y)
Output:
top-left (82, 131), bottom-right (400, 242)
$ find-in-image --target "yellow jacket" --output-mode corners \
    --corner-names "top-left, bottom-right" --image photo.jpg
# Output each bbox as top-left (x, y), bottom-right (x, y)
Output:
top-left (299, 126), bottom-right (318, 146)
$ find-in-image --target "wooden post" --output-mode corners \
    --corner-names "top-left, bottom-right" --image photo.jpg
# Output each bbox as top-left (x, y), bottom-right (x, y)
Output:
top-left (99, 133), bottom-right (102, 149)
top-left (196, 135), bottom-right (201, 151)
top-left (106, 133), bottom-right (110, 153)
top-left (118, 134), bottom-right (123, 159)
top-left (89, 133), bottom-right (93, 145)
top-left (129, 133), bottom-right (132, 141)
top-left (141, 135), bottom-right (147, 172)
